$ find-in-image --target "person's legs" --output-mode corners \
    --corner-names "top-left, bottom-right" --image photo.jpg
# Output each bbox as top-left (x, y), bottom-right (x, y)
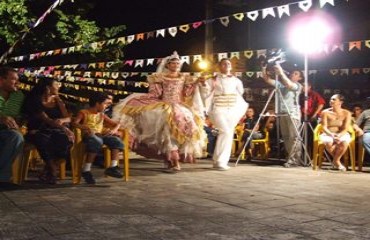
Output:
top-left (82, 135), bottom-right (103, 184)
top-left (211, 113), bottom-right (234, 169)
top-left (280, 116), bottom-right (302, 166)
top-left (0, 129), bottom-right (24, 182)
top-left (363, 132), bottom-right (370, 155)
top-left (103, 136), bottom-right (124, 178)
top-left (332, 142), bottom-right (349, 168)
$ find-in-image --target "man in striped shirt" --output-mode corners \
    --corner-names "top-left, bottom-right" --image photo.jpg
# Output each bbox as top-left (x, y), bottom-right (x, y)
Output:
top-left (0, 66), bottom-right (24, 184)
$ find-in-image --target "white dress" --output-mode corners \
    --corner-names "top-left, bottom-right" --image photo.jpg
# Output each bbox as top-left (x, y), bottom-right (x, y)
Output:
top-left (113, 73), bottom-right (206, 160)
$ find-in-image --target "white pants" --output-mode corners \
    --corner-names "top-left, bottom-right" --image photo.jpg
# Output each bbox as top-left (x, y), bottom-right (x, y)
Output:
top-left (210, 107), bottom-right (242, 167)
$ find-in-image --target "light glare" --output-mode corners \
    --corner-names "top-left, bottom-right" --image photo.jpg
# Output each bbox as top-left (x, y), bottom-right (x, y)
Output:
top-left (198, 60), bottom-right (209, 70)
top-left (290, 18), bottom-right (331, 54)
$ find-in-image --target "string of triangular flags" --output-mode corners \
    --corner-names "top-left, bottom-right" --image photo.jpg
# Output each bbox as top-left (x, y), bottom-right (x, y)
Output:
top-left (0, 0), bottom-right (69, 64)
top-left (13, 38), bottom-right (370, 70)
top-left (18, 80), bottom-right (133, 103)
top-left (9, 0), bottom-right (348, 63)
top-left (18, 65), bottom-right (370, 93)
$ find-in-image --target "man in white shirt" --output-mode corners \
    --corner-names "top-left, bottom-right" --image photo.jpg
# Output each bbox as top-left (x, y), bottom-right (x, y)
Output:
top-left (199, 58), bottom-right (248, 170)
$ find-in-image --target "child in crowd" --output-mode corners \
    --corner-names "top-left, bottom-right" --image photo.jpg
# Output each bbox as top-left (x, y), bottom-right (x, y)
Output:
top-left (72, 92), bottom-right (124, 184)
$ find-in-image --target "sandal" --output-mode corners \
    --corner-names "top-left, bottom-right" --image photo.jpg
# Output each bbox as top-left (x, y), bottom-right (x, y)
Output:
top-left (331, 164), bottom-right (346, 172)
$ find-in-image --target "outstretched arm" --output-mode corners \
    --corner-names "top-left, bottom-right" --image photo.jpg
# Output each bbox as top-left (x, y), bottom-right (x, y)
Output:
top-left (273, 63), bottom-right (296, 89)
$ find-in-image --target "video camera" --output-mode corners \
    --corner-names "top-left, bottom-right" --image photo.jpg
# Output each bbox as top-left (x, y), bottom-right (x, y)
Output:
top-left (265, 49), bottom-right (287, 67)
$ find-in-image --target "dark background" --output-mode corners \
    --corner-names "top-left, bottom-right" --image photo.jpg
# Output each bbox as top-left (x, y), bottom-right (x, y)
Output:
top-left (9, 0), bottom-right (370, 108)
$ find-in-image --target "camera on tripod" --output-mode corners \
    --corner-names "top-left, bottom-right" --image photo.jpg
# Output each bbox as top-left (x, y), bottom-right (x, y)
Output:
top-left (265, 49), bottom-right (286, 67)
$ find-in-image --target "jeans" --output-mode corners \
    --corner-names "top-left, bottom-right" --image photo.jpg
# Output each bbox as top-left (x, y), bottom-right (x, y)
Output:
top-left (0, 129), bottom-right (24, 181)
top-left (83, 134), bottom-right (124, 153)
top-left (363, 132), bottom-right (370, 156)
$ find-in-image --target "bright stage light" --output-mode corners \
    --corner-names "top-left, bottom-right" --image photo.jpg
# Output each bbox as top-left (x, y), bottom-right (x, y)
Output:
top-left (290, 19), bottom-right (331, 53)
top-left (288, 11), bottom-right (341, 55)
top-left (198, 60), bottom-right (209, 71)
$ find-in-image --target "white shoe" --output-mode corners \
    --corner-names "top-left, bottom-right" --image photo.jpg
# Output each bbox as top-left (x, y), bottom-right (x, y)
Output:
top-left (213, 165), bottom-right (230, 171)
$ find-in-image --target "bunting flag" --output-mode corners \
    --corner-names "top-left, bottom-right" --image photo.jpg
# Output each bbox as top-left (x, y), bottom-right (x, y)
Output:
top-left (156, 29), bottom-right (166, 38)
top-left (298, 0), bottom-right (313, 12)
top-left (168, 27), bottom-right (178, 37)
top-left (277, 5), bottom-right (290, 18)
top-left (15, 39), bottom-right (370, 78)
top-left (9, 0), bottom-right (348, 63)
top-left (219, 17), bottom-right (230, 27)
top-left (16, 63), bottom-right (370, 104)
top-left (349, 41), bottom-right (362, 51)
top-left (247, 10), bottom-right (259, 21)
top-left (233, 13), bottom-right (244, 21)
top-left (262, 7), bottom-right (276, 19)
top-left (319, 0), bottom-right (335, 8)
top-left (179, 24), bottom-right (190, 33)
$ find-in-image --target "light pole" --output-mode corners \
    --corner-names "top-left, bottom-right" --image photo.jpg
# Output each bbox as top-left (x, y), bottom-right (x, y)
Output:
top-left (288, 12), bottom-right (339, 165)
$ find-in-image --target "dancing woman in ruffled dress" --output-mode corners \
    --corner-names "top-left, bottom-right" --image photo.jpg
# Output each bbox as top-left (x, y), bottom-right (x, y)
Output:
top-left (113, 52), bottom-right (205, 171)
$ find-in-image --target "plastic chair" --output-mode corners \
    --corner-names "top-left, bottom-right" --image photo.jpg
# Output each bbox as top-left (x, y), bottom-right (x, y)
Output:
top-left (232, 124), bottom-right (269, 160)
top-left (12, 129), bottom-right (71, 185)
top-left (232, 124), bottom-right (244, 157)
top-left (357, 140), bottom-right (366, 171)
top-left (251, 130), bottom-right (270, 160)
top-left (72, 128), bottom-right (129, 184)
top-left (312, 123), bottom-right (356, 171)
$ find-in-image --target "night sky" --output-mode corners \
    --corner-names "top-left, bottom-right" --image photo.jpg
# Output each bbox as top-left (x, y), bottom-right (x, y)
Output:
top-left (87, 0), bottom-right (370, 70)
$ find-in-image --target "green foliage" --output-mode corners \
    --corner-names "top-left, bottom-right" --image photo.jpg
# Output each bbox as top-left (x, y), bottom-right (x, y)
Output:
top-left (54, 9), bottom-right (100, 45)
top-left (0, 0), bottom-right (126, 63)
top-left (0, 0), bottom-right (30, 44)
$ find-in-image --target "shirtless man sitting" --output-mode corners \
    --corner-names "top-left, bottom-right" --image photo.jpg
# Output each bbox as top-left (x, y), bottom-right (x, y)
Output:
top-left (319, 94), bottom-right (351, 171)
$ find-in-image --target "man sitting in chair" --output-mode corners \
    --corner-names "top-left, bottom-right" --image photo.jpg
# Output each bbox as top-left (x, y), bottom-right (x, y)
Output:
top-left (319, 94), bottom-right (352, 171)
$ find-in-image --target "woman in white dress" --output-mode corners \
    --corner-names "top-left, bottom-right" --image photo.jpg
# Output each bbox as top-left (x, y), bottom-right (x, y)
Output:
top-left (113, 52), bottom-right (205, 171)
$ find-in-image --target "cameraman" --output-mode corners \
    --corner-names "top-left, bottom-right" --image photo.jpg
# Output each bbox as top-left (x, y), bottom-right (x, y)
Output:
top-left (261, 63), bottom-right (304, 167)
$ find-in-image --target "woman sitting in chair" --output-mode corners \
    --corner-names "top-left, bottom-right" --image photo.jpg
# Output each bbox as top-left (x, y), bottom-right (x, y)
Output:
top-left (320, 94), bottom-right (352, 171)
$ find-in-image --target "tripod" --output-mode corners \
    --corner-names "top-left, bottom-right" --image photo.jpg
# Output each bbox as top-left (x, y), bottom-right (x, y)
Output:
top-left (235, 73), bottom-right (312, 166)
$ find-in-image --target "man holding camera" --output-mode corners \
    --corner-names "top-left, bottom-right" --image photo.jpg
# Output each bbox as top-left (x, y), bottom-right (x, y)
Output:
top-left (261, 62), bottom-right (304, 167)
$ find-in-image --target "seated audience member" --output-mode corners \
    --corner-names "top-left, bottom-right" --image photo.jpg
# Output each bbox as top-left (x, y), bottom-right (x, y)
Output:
top-left (319, 94), bottom-right (352, 171)
top-left (351, 104), bottom-right (363, 136)
top-left (236, 107), bottom-right (264, 160)
top-left (72, 92), bottom-right (124, 184)
top-left (0, 67), bottom-right (24, 185)
top-left (23, 77), bottom-right (74, 184)
top-left (352, 104), bottom-right (363, 122)
top-left (263, 109), bottom-right (282, 158)
top-left (355, 105), bottom-right (370, 156)
top-left (204, 115), bottom-right (217, 157)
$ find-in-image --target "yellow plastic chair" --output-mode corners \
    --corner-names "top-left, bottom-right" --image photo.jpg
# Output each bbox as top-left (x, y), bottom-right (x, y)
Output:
top-left (232, 124), bottom-right (244, 157)
top-left (12, 129), bottom-right (71, 184)
top-left (72, 128), bottom-right (129, 184)
top-left (357, 140), bottom-right (366, 171)
top-left (232, 123), bottom-right (270, 160)
top-left (251, 130), bottom-right (270, 160)
top-left (312, 123), bottom-right (356, 171)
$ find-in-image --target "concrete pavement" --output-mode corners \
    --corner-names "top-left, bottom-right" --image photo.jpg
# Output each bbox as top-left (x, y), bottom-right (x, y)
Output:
top-left (2, 157), bottom-right (370, 240)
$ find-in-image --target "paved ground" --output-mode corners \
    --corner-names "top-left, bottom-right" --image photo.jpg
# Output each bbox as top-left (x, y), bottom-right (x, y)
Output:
top-left (2, 156), bottom-right (370, 240)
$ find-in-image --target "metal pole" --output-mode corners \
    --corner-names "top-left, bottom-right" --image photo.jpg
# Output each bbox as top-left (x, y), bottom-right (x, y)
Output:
top-left (275, 73), bottom-right (281, 160)
top-left (303, 53), bottom-right (309, 165)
